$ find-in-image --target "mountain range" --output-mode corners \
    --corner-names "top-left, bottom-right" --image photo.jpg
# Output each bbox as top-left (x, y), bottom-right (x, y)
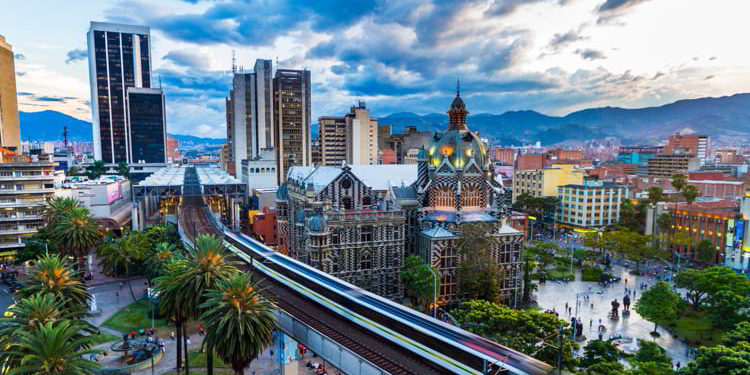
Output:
top-left (379, 93), bottom-right (750, 145)
top-left (19, 93), bottom-right (750, 145)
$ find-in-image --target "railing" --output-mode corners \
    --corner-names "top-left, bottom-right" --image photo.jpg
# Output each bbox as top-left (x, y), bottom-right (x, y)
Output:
top-left (328, 210), bottom-right (404, 222)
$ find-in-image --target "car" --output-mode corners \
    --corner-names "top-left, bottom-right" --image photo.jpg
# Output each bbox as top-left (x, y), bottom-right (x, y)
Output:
top-left (3, 304), bottom-right (15, 318)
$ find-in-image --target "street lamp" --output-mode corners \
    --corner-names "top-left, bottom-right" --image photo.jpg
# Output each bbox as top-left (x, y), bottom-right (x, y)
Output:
top-left (427, 266), bottom-right (438, 319)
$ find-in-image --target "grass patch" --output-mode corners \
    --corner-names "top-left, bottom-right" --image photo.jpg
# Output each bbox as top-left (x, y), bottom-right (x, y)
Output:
top-left (89, 332), bottom-right (121, 346)
top-left (102, 299), bottom-right (170, 334)
top-left (187, 349), bottom-right (230, 368)
top-left (582, 268), bottom-right (602, 282)
top-left (546, 268), bottom-right (574, 280)
top-left (669, 309), bottom-right (725, 347)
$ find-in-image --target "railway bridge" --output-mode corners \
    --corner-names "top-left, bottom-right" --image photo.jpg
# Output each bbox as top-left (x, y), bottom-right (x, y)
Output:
top-left (148, 165), bottom-right (553, 375)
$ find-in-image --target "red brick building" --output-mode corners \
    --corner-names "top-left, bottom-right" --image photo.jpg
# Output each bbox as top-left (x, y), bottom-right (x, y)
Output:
top-left (381, 148), bottom-right (397, 164)
top-left (510, 211), bottom-right (530, 239)
top-left (167, 136), bottom-right (180, 161)
top-left (251, 207), bottom-right (278, 246)
top-left (667, 200), bottom-right (741, 264)
top-left (517, 154), bottom-right (545, 170)
top-left (547, 149), bottom-right (583, 161)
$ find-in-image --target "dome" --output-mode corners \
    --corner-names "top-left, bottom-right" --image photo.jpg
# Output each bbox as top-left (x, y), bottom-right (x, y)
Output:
top-left (308, 215), bottom-right (328, 233)
top-left (426, 128), bottom-right (489, 170)
top-left (451, 95), bottom-right (466, 111)
top-left (276, 183), bottom-right (288, 200)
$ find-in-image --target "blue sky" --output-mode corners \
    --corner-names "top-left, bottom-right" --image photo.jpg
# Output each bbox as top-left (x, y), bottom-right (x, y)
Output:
top-left (2, 0), bottom-right (749, 138)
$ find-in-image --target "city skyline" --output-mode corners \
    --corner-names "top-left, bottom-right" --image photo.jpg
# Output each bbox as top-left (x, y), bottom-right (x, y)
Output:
top-left (2, 0), bottom-right (749, 139)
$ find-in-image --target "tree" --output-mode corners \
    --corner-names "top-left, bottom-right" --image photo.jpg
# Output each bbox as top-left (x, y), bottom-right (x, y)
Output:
top-left (67, 166), bottom-right (79, 176)
top-left (607, 230), bottom-right (663, 273)
top-left (646, 187), bottom-right (668, 205)
top-left (655, 213), bottom-right (672, 247)
top-left (580, 339), bottom-right (621, 368)
top-left (146, 242), bottom-right (178, 282)
top-left (526, 241), bottom-right (560, 273)
top-left (676, 266), bottom-right (750, 313)
top-left (675, 268), bottom-right (712, 311)
top-left (633, 341), bottom-right (671, 366)
top-left (720, 321), bottom-right (750, 348)
top-left (41, 197), bottom-right (79, 226)
top-left (682, 184), bottom-right (701, 206)
top-left (401, 255), bottom-right (440, 313)
top-left (452, 300), bottom-right (578, 370)
top-left (671, 173), bottom-right (688, 193)
top-left (116, 161), bottom-right (129, 179)
top-left (682, 343), bottom-right (750, 375)
top-left (88, 160), bottom-right (107, 179)
top-left (199, 272), bottom-right (277, 375)
top-left (155, 257), bottom-right (192, 372)
top-left (521, 254), bottom-right (538, 304)
top-left (176, 234), bottom-right (239, 373)
top-left (619, 199), bottom-right (646, 233)
top-left (634, 281), bottom-right (679, 334)
top-left (585, 361), bottom-right (626, 375)
top-left (695, 239), bottom-right (715, 265)
top-left (97, 231), bottom-right (151, 301)
top-left (457, 223), bottom-right (505, 303)
top-left (53, 206), bottom-right (102, 272)
top-left (3, 321), bottom-right (101, 375)
top-left (18, 253), bottom-right (91, 317)
top-left (708, 290), bottom-right (750, 329)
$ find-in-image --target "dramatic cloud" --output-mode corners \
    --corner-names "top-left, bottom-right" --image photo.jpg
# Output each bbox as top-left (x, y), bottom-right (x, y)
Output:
top-left (65, 49), bottom-right (87, 64)
top-left (597, 0), bottom-right (651, 12)
top-left (14, 53), bottom-right (25, 60)
top-left (549, 29), bottom-right (586, 49)
top-left (164, 50), bottom-right (210, 69)
top-left (577, 48), bottom-right (607, 60)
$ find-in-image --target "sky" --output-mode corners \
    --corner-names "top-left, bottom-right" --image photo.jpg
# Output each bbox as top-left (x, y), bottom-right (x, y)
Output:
top-left (2, 0), bottom-right (749, 138)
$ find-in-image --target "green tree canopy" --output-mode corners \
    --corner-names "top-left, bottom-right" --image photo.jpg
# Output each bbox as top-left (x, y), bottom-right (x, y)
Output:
top-left (88, 160), bottom-right (107, 180)
top-left (682, 184), bottom-right (701, 206)
top-left (580, 339), bottom-right (621, 368)
top-left (634, 281), bottom-right (679, 334)
top-left (401, 255), bottom-right (440, 313)
top-left (18, 253), bottom-right (91, 318)
top-left (646, 187), bottom-right (669, 205)
top-left (457, 223), bottom-right (505, 303)
top-left (606, 230), bottom-right (663, 273)
top-left (671, 173), bottom-right (688, 192)
top-left (695, 239), bottom-right (715, 265)
top-left (676, 266), bottom-right (750, 313)
top-left (452, 300), bottom-right (578, 370)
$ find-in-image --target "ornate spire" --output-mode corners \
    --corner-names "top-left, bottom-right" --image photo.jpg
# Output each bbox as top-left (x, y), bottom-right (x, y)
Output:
top-left (448, 80), bottom-right (468, 130)
top-left (456, 75), bottom-right (460, 97)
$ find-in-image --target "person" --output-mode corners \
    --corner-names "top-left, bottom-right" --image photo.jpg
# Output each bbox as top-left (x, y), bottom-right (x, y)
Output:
top-left (625, 278), bottom-right (628, 285)
top-left (676, 362), bottom-right (681, 370)
top-left (199, 326), bottom-right (205, 337)
top-left (170, 331), bottom-right (175, 341)
top-left (187, 336), bottom-right (192, 345)
top-left (590, 318), bottom-right (593, 328)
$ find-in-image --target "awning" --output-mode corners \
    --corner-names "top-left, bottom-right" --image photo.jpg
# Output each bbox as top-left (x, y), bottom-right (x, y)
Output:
top-left (0, 251), bottom-right (17, 257)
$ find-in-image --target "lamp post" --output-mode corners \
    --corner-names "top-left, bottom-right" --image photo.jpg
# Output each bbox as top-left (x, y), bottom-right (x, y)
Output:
top-left (427, 266), bottom-right (438, 319)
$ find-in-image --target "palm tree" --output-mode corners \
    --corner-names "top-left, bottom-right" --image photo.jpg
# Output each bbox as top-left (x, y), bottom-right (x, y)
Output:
top-left (88, 160), bottom-right (107, 180)
top-left (97, 231), bottom-right (150, 301)
top-left (53, 207), bottom-right (101, 272)
top-left (19, 253), bottom-right (91, 317)
top-left (671, 173), bottom-right (688, 192)
top-left (4, 321), bottom-right (100, 375)
top-left (177, 234), bottom-right (239, 374)
top-left (146, 242), bottom-right (177, 282)
top-left (682, 184), bottom-right (701, 206)
top-left (41, 197), bottom-right (79, 226)
top-left (199, 272), bottom-right (277, 375)
top-left (154, 257), bottom-right (191, 372)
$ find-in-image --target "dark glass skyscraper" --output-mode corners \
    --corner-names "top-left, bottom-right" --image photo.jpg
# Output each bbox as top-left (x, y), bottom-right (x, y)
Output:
top-left (127, 88), bottom-right (166, 164)
top-left (87, 22), bottom-right (151, 164)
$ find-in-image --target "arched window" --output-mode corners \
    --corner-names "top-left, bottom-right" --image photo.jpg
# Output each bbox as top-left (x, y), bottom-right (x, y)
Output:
top-left (461, 184), bottom-right (482, 208)
top-left (433, 186), bottom-right (455, 209)
top-left (342, 197), bottom-right (352, 210)
top-left (362, 196), bottom-right (372, 206)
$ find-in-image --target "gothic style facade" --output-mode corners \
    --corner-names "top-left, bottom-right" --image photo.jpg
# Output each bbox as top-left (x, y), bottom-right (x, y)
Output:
top-left (277, 85), bottom-right (522, 306)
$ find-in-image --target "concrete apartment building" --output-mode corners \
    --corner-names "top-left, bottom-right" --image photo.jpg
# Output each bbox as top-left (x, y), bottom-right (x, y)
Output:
top-left (493, 147), bottom-right (515, 166)
top-left (556, 181), bottom-right (630, 229)
top-left (516, 153), bottom-right (545, 171)
top-left (379, 126), bottom-right (431, 164)
top-left (318, 116), bottom-right (347, 166)
top-left (512, 164), bottom-right (584, 203)
top-left (345, 101), bottom-right (378, 165)
top-left (273, 69), bottom-right (312, 184)
top-left (0, 35), bottom-right (21, 152)
top-left (0, 161), bottom-right (56, 255)
top-left (647, 154), bottom-right (700, 177)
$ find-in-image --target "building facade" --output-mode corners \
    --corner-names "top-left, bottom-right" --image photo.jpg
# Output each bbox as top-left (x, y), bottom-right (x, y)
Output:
top-left (493, 148), bottom-right (515, 166)
top-left (647, 154), bottom-right (700, 177)
top-left (224, 94), bottom-right (234, 175)
top-left (617, 145), bottom-right (662, 166)
top-left (241, 149), bottom-right (277, 191)
top-left (87, 22), bottom-right (151, 164)
top-left (345, 101), bottom-right (378, 165)
top-left (318, 116), bottom-right (347, 166)
top-left (231, 72), bottom-right (254, 172)
top-left (274, 69), bottom-right (312, 184)
top-left (512, 164), bottom-right (584, 202)
top-left (516, 153), bottom-right (545, 171)
top-left (126, 88), bottom-right (166, 164)
top-left (380, 126), bottom-right (432, 164)
top-left (0, 35), bottom-right (20, 151)
top-left (665, 134), bottom-right (708, 165)
top-left (0, 162), bottom-right (56, 255)
top-left (556, 182), bottom-right (630, 229)
top-left (166, 136), bottom-right (180, 162)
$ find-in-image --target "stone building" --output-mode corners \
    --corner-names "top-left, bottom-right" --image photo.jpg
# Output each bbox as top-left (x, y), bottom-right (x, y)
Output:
top-left (276, 164), bottom-right (416, 299)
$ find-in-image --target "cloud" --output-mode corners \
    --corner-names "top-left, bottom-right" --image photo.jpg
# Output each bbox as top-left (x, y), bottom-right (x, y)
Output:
top-left (548, 29), bottom-right (586, 49)
top-left (485, 0), bottom-right (545, 16)
top-left (164, 50), bottom-right (210, 69)
top-left (65, 49), bottom-right (87, 64)
top-left (16, 71), bottom-right (26, 77)
top-left (14, 53), bottom-right (25, 60)
top-left (597, 0), bottom-right (651, 12)
top-left (35, 96), bottom-right (66, 102)
top-left (17, 92), bottom-right (34, 96)
top-left (704, 75), bottom-right (714, 80)
top-left (577, 48), bottom-right (606, 60)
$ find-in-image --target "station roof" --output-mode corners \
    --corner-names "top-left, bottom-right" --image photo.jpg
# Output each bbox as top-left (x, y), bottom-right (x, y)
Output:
top-left (137, 167), bottom-right (187, 187)
top-left (133, 166), bottom-right (246, 202)
top-left (196, 167), bottom-right (243, 185)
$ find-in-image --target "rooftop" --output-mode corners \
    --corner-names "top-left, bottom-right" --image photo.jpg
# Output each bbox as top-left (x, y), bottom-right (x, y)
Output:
top-left (288, 164), bottom-right (418, 193)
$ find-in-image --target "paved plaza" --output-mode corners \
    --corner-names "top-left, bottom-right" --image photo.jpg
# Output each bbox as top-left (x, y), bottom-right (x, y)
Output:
top-left (536, 262), bottom-right (691, 365)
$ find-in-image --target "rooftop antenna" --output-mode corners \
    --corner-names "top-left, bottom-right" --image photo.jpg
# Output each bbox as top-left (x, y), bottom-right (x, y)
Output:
top-left (456, 74), bottom-right (460, 97)
top-left (63, 125), bottom-right (69, 149)
top-left (232, 50), bottom-right (237, 73)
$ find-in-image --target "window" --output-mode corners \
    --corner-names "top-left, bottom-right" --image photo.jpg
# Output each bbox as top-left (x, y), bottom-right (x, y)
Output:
top-left (361, 225), bottom-right (373, 242)
top-left (461, 184), bottom-right (482, 208)
top-left (340, 178), bottom-right (352, 189)
top-left (362, 196), bottom-right (372, 206)
top-left (342, 197), bottom-right (352, 210)
top-left (360, 251), bottom-right (372, 270)
top-left (433, 186), bottom-right (455, 208)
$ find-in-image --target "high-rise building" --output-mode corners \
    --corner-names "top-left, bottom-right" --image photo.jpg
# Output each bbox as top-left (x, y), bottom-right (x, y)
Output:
top-left (345, 101), bottom-right (378, 165)
top-left (556, 181), bottom-right (630, 229)
top-left (647, 154), bottom-right (700, 177)
top-left (512, 164), bottom-right (585, 202)
top-left (87, 22), bottom-right (151, 164)
top-left (126, 88), bottom-right (166, 164)
top-left (665, 134), bottom-right (708, 165)
top-left (0, 35), bottom-right (21, 151)
top-left (225, 93), bottom-right (234, 175)
top-left (318, 115), bottom-right (347, 166)
top-left (273, 69), bottom-right (311, 184)
top-left (252, 59), bottom-right (274, 155)
top-left (231, 72), bottom-right (254, 172)
top-left (166, 136), bottom-right (180, 162)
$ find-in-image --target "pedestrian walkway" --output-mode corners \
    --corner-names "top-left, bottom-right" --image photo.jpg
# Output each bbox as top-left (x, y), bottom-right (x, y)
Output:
top-left (536, 263), bottom-right (691, 365)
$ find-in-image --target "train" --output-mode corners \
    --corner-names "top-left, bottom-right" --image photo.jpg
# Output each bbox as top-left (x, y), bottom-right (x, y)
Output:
top-left (187, 206), bottom-right (553, 375)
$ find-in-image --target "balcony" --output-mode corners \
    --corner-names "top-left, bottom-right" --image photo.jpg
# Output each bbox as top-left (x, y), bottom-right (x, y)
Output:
top-left (0, 228), bottom-right (38, 236)
top-left (0, 241), bottom-right (22, 249)
top-left (0, 215), bottom-right (43, 222)
top-left (0, 188), bottom-right (55, 195)
top-left (0, 175), bottom-right (55, 181)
